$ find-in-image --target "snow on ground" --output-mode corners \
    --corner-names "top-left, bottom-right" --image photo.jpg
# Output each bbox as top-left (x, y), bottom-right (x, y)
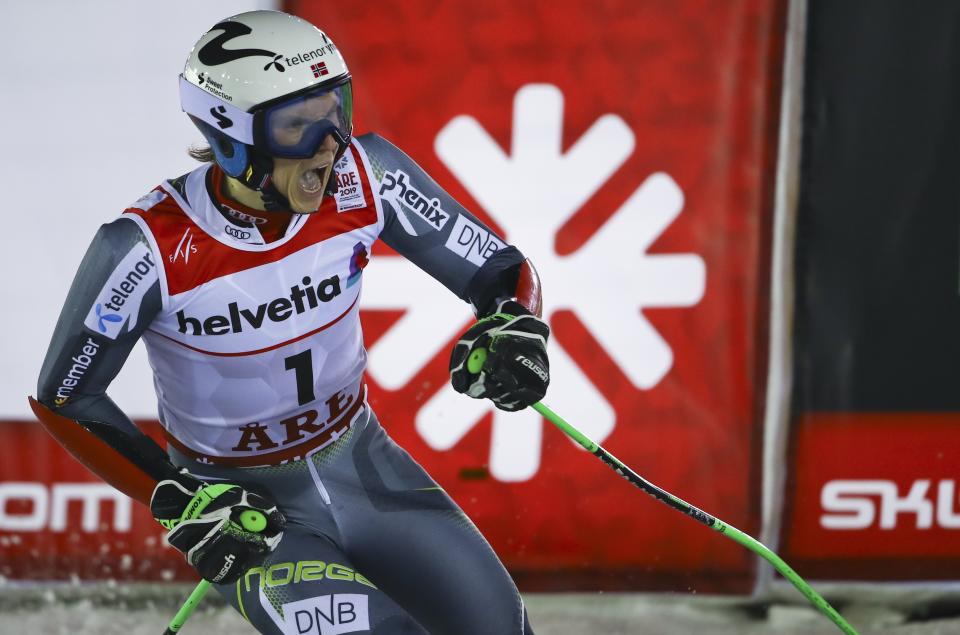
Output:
top-left (2, 587), bottom-right (960, 634)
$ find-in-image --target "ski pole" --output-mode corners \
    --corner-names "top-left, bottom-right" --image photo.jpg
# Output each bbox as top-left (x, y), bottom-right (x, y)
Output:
top-left (465, 350), bottom-right (854, 632)
top-left (530, 398), bottom-right (858, 635)
top-left (163, 509), bottom-right (268, 634)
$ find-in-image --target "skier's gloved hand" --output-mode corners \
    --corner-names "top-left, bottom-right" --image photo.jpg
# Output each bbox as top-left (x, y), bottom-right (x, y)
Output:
top-left (150, 474), bottom-right (285, 584)
top-left (449, 300), bottom-right (550, 412)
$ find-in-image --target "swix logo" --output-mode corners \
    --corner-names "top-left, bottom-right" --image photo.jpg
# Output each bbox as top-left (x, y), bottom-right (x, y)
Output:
top-left (378, 170), bottom-right (450, 231)
top-left (170, 228), bottom-right (198, 264)
top-left (176, 275), bottom-right (342, 336)
top-left (361, 84), bottom-right (705, 481)
top-left (0, 482), bottom-right (131, 532)
top-left (821, 479), bottom-right (960, 530)
top-left (210, 105), bottom-right (233, 129)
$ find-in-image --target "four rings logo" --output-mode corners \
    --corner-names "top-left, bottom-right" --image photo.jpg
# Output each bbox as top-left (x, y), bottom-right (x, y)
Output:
top-left (225, 225), bottom-right (252, 240)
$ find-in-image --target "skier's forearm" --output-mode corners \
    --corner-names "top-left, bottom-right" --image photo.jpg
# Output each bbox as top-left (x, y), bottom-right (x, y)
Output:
top-left (34, 217), bottom-right (176, 504)
top-left (359, 132), bottom-right (534, 309)
top-left (464, 247), bottom-right (543, 317)
top-left (29, 397), bottom-right (182, 505)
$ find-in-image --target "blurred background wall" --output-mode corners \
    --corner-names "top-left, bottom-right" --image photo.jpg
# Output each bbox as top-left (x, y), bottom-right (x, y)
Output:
top-left (0, 0), bottom-right (956, 596)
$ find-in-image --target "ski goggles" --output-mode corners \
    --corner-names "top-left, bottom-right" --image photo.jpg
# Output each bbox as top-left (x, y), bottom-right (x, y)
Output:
top-left (181, 75), bottom-right (353, 159)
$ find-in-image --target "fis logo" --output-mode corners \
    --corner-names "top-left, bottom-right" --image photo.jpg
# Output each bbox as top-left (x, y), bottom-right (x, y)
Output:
top-left (170, 228), bottom-right (198, 264)
top-left (83, 245), bottom-right (158, 340)
top-left (378, 170), bottom-right (449, 232)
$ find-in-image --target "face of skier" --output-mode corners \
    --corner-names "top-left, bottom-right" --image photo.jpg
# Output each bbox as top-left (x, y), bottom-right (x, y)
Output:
top-left (267, 91), bottom-right (343, 214)
top-left (270, 135), bottom-right (339, 214)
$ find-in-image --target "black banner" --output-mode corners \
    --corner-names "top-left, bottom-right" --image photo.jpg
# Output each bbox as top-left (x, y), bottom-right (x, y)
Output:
top-left (794, 0), bottom-right (960, 411)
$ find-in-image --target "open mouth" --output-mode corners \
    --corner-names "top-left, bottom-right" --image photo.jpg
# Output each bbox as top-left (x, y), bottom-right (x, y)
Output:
top-left (299, 165), bottom-right (328, 195)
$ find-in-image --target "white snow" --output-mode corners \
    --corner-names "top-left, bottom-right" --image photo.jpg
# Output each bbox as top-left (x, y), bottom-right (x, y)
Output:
top-left (1, 587), bottom-right (959, 634)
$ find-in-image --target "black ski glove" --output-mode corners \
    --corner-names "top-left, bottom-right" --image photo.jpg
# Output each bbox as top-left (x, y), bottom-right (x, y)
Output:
top-left (449, 300), bottom-right (550, 411)
top-left (150, 473), bottom-right (285, 584)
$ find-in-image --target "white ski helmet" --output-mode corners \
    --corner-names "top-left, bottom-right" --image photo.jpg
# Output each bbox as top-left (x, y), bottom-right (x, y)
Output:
top-left (180, 10), bottom-right (352, 192)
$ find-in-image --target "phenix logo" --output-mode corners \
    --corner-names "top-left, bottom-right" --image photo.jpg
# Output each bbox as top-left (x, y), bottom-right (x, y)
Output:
top-left (361, 85), bottom-right (706, 481)
top-left (378, 170), bottom-right (450, 231)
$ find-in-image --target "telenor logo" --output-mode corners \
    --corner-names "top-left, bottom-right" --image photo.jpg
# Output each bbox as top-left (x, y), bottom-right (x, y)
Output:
top-left (94, 304), bottom-right (123, 333)
top-left (177, 275), bottom-right (342, 336)
top-left (83, 245), bottom-right (158, 340)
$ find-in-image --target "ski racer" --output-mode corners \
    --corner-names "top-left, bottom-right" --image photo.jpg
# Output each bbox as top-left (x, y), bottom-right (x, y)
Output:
top-left (32, 10), bottom-right (549, 634)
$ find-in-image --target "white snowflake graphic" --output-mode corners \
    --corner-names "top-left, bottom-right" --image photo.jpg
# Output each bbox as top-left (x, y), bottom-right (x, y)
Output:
top-left (362, 84), bottom-right (706, 481)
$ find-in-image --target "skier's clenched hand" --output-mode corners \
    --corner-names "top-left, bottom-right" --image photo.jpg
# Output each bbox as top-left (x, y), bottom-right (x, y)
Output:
top-left (449, 300), bottom-right (550, 412)
top-left (150, 474), bottom-right (285, 583)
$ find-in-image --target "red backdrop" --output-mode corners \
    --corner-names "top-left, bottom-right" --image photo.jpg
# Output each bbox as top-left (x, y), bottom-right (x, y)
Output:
top-left (1, 1), bottom-right (786, 591)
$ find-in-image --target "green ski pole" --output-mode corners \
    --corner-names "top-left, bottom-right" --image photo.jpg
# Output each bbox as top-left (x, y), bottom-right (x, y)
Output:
top-left (466, 349), bottom-right (857, 634)
top-left (532, 398), bottom-right (858, 635)
top-left (163, 509), bottom-right (268, 634)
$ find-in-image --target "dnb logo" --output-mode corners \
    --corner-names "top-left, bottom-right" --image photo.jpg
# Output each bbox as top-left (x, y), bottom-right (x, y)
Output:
top-left (282, 594), bottom-right (369, 634)
top-left (362, 84), bottom-right (706, 481)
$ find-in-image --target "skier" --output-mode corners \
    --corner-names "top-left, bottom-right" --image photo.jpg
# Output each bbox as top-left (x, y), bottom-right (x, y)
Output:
top-left (32, 10), bottom-right (549, 634)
